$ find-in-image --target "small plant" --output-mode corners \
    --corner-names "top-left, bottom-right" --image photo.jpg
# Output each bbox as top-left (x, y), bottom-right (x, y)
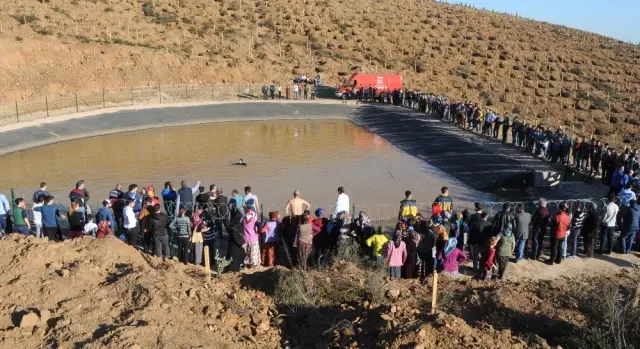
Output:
top-left (104, 6), bottom-right (114, 12)
top-left (15, 36), bottom-right (23, 41)
top-left (11, 14), bottom-right (39, 25)
top-left (142, 2), bottom-right (154, 17)
top-left (213, 251), bottom-right (230, 279)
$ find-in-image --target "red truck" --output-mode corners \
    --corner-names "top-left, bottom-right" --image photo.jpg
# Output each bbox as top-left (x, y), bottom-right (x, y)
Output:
top-left (334, 73), bottom-right (403, 100)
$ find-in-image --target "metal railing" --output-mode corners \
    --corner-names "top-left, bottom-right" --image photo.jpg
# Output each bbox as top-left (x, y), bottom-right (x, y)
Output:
top-left (0, 83), bottom-right (271, 126)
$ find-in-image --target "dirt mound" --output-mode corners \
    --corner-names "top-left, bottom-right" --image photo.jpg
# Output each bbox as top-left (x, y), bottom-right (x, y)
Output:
top-left (0, 0), bottom-right (639, 147)
top-left (0, 235), bottom-right (637, 348)
top-left (0, 235), bottom-right (280, 348)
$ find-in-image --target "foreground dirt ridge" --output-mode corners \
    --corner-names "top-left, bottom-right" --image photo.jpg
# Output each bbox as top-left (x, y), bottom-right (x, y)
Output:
top-left (0, 236), bottom-right (638, 348)
top-left (0, 0), bottom-right (639, 147)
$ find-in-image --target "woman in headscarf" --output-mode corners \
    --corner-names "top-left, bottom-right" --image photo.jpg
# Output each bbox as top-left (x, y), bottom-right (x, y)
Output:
top-left (403, 226), bottom-right (420, 279)
top-left (417, 218), bottom-right (436, 281)
top-left (385, 232), bottom-right (407, 280)
top-left (226, 199), bottom-right (246, 272)
top-left (312, 208), bottom-right (330, 266)
top-left (495, 224), bottom-right (515, 280)
top-left (479, 236), bottom-right (497, 281)
top-left (438, 237), bottom-right (467, 278)
top-left (260, 211), bottom-right (280, 267)
top-left (243, 207), bottom-right (260, 268)
top-left (294, 213), bottom-right (314, 271)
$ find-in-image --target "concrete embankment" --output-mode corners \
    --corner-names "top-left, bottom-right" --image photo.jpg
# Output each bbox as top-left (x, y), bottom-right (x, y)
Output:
top-left (0, 101), bottom-right (355, 156)
top-left (351, 104), bottom-right (563, 191)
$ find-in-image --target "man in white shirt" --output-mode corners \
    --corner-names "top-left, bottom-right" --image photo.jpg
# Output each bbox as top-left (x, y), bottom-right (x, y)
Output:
top-left (599, 195), bottom-right (619, 255)
top-left (123, 198), bottom-right (139, 246)
top-left (333, 186), bottom-right (350, 219)
top-left (243, 186), bottom-right (260, 214)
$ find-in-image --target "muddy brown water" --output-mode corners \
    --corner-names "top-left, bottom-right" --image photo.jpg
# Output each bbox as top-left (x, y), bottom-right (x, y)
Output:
top-left (0, 119), bottom-right (495, 216)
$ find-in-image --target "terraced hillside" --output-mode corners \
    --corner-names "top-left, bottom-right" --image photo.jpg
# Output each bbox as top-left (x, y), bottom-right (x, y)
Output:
top-left (0, 0), bottom-right (638, 146)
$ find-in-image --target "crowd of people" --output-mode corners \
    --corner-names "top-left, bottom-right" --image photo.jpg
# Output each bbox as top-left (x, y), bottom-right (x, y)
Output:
top-left (259, 74), bottom-right (320, 100)
top-left (361, 89), bottom-right (640, 191)
top-left (0, 180), bottom-right (637, 280)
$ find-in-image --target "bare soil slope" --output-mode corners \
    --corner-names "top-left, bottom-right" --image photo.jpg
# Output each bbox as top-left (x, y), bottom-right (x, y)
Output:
top-left (0, 0), bottom-right (639, 146)
top-left (0, 235), bottom-right (638, 349)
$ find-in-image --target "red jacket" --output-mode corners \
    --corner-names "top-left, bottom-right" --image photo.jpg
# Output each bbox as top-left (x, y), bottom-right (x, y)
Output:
top-left (483, 247), bottom-right (496, 271)
top-left (554, 212), bottom-right (571, 239)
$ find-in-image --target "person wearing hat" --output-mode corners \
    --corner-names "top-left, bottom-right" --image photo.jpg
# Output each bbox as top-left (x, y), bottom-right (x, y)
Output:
top-left (495, 223), bottom-right (515, 280)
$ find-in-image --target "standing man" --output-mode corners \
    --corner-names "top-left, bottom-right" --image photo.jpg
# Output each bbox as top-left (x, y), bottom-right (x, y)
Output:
top-left (530, 198), bottom-right (550, 260)
top-left (0, 191), bottom-right (9, 235)
top-left (243, 186), bottom-right (260, 215)
top-left (493, 203), bottom-right (516, 236)
top-left (285, 190), bottom-right (311, 217)
top-left (12, 198), bottom-right (30, 236)
top-left (110, 184), bottom-right (125, 232)
top-left (333, 186), bottom-right (350, 219)
top-left (213, 188), bottom-right (230, 259)
top-left (161, 181), bottom-right (177, 216)
top-left (32, 195), bottom-right (45, 238)
top-left (398, 190), bottom-right (418, 221)
top-left (126, 184), bottom-right (143, 215)
top-left (176, 180), bottom-right (201, 214)
top-left (621, 200), bottom-right (640, 254)
top-left (32, 182), bottom-right (49, 204)
top-left (599, 195), bottom-right (619, 255)
top-left (69, 180), bottom-right (90, 215)
top-left (513, 204), bottom-right (531, 262)
top-left (34, 196), bottom-right (62, 241)
top-left (468, 212), bottom-right (492, 271)
top-left (433, 187), bottom-right (453, 213)
top-left (123, 198), bottom-right (139, 246)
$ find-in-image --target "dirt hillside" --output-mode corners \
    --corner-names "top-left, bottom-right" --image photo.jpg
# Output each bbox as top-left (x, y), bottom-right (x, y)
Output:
top-left (0, 235), bottom-right (638, 348)
top-left (0, 0), bottom-right (639, 146)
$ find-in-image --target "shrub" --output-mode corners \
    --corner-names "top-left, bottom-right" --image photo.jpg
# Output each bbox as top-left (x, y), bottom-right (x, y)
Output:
top-left (15, 36), bottom-right (23, 41)
top-left (142, 2), bottom-right (154, 17)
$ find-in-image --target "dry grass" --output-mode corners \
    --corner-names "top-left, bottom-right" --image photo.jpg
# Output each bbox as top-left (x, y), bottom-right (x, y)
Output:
top-left (0, 0), bottom-right (639, 147)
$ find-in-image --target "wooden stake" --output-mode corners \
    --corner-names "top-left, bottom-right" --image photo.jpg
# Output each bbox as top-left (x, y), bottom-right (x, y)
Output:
top-left (431, 272), bottom-right (439, 314)
top-left (204, 246), bottom-right (211, 281)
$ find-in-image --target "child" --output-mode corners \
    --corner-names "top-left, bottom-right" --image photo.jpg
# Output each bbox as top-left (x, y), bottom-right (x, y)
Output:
top-left (438, 237), bottom-right (467, 278)
top-left (386, 233), bottom-right (407, 280)
top-left (243, 207), bottom-right (260, 268)
top-left (170, 207), bottom-right (192, 264)
top-left (366, 226), bottom-right (390, 262)
top-left (260, 211), bottom-right (280, 267)
top-left (479, 237), bottom-right (497, 281)
top-left (191, 210), bottom-right (206, 265)
top-left (434, 218), bottom-right (449, 266)
top-left (495, 225), bottom-right (515, 280)
top-left (83, 214), bottom-right (98, 238)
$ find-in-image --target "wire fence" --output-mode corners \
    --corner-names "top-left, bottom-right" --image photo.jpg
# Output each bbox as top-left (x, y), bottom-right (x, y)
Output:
top-left (0, 83), bottom-right (270, 126)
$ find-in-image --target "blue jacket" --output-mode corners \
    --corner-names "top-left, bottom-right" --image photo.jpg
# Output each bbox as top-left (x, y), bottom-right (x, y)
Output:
top-left (611, 170), bottom-right (624, 188)
top-left (127, 192), bottom-right (142, 213)
top-left (95, 207), bottom-right (116, 229)
top-left (623, 205), bottom-right (640, 233)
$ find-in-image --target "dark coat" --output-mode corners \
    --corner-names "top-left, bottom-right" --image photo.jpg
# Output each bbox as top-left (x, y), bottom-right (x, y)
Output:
top-left (226, 210), bottom-right (246, 272)
top-left (493, 210), bottom-right (516, 235)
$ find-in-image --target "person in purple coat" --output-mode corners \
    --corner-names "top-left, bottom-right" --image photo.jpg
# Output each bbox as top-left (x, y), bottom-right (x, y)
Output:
top-left (439, 237), bottom-right (468, 278)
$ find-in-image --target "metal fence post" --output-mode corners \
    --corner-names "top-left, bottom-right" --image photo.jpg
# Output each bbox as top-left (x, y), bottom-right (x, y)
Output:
top-left (45, 96), bottom-right (49, 117)
top-left (211, 83), bottom-right (214, 100)
top-left (75, 92), bottom-right (79, 113)
top-left (102, 88), bottom-right (105, 108)
top-left (185, 84), bottom-right (188, 100)
top-left (10, 188), bottom-right (16, 211)
top-left (15, 101), bottom-right (19, 122)
top-left (159, 85), bottom-right (162, 104)
top-left (130, 87), bottom-right (134, 106)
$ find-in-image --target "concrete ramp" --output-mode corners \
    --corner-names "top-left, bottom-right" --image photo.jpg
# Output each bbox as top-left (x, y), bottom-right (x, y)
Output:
top-left (352, 104), bottom-right (562, 191)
